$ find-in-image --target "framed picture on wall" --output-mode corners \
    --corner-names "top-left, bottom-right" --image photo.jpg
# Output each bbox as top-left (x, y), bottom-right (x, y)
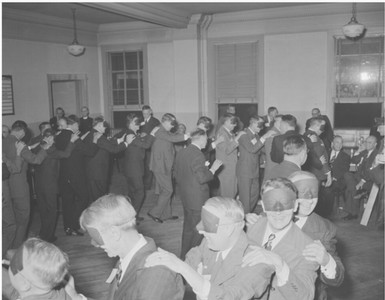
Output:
top-left (2, 75), bottom-right (15, 115)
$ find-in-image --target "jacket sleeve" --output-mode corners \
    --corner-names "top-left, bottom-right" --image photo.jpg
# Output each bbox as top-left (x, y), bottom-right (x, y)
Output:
top-left (238, 133), bottom-right (264, 154)
top-left (3, 155), bottom-right (22, 174)
top-left (191, 154), bottom-right (213, 184)
top-left (216, 131), bottom-right (238, 155)
top-left (97, 136), bottom-right (126, 154)
top-left (47, 143), bottom-right (75, 159)
top-left (131, 135), bottom-right (155, 149)
top-left (75, 133), bottom-right (99, 157)
top-left (155, 130), bottom-right (186, 143)
top-left (20, 147), bottom-right (47, 165)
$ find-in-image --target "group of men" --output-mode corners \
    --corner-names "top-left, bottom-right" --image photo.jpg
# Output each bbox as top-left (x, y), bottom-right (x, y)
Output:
top-left (2, 103), bottom-right (384, 300)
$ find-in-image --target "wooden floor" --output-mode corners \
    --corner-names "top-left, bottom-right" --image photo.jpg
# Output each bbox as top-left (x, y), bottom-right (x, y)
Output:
top-left (27, 167), bottom-right (384, 300)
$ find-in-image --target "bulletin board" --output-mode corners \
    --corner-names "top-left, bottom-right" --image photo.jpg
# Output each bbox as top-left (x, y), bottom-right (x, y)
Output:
top-left (2, 75), bottom-right (15, 115)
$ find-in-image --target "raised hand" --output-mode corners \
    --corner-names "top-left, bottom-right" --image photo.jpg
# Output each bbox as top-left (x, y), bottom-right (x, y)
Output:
top-left (93, 132), bottom-right (103, 144)
top-left (242, 245), bottom-right (284, 272)
top-left (151, 126), bottom-right (160, 136)
top-left (126, 134), bottom-right (136, 145)
top-left (210, 159), bottom-right (223, 173)
top-left (144, 248), bottom-right (183, 273)
top-left (302, 240), bottom-right (328, 266)
top-left (245, 213), bottom-right (261, 227)
top-left (15, 141), bottom-right (26, 155)
top-left (235, 131), bottom-right (246, 143)
top-left (70, 133), bottom-right (79, 143)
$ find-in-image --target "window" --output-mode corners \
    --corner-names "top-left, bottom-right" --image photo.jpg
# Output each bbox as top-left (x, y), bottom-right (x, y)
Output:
top-left (215, 42), bottom-right (258, 104)
top-left (335, 36), bottom-right (384, 101)
top-left (108, 51), bottom-right (144, 106)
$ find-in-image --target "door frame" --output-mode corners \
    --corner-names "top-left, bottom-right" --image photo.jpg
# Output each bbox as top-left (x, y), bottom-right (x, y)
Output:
top-left (47, 74), bottom-right (88, 117)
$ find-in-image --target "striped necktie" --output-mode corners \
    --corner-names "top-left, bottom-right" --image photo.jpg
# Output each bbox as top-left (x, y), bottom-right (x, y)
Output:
top-left (116, 262), bottom-right (122, 286)
top-left (263, 234), bottom-right (276, 251)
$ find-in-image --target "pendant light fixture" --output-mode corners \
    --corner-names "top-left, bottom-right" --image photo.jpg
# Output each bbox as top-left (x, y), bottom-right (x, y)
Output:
top-left (342, 3), bottom-right (366, 39)
top-left (67, 8), bottom-right (85, 56)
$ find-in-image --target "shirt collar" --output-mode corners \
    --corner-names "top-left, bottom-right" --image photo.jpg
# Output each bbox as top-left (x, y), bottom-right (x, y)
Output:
top-left (263, 222), bottom-right (293, 250)
top-left (215, 245), bottom-right (233, 261)
top-left (248, 127), bottom-right (256, 135)
top-left (191, 142), bottom-right (201, 150)
top-left (119, 234), bottom-right (147, 281)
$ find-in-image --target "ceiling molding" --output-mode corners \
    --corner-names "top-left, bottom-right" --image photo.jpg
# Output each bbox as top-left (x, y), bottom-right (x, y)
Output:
top-left (82, 2), bottom-right (191, 28)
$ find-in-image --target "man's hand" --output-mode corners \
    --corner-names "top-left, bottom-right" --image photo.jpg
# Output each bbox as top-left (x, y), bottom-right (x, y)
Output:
top-left (29, 142), bottom-right (40, 150)
top-left (209, 159), bottom-right (223, 173)
top-left (320, 155), bottom-right (327, 165)
top-left (302, 240), bottom-right (329, 267)
top-left (245, 213), bottom-right (261, 227)
top-left (125, 134), bottom-right (135, 145)
top-left (151, 126), bottom-right (160, 136)
top-left (309, 134), bottom-right (317, 143)
top-left (15, 141), bottom-right (26, 155)
top-left (140, 132), bottom-right (147, 137)
top-left (144, 248), bottom-right (183, 274)
top-left (80, 132), bottom-right (89, 140)
top-left (117, 134), bottom-right (127, 144)
top-left (242, 245), bottom-right (285, 273)
top-left (355, 180), bottom-right (365, 190)
top-left (213, 135), bottom-right (225, 147)
top-left (262, 130), bottom-right (276, 140)
top-left (93, 132), bottom-right (102, 144)
top-left (324, 172), bottom-right (332, 187)
top-left (41, 136), bottom-right (54, 150)
top-left (235, 131), bottom-right (246, 143)
top-left (70, 133), bottom-right (79, 143)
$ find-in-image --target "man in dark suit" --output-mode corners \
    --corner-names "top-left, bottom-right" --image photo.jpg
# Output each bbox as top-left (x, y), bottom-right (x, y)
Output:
top-left (265, 135), bottom-right (308, 181)
top-left (79, 106), bottom-right (93, 136)
top-left (58, 115), bottom-right (98, 236)
top-left (145, 197), bottom-right (274, 300)
top-left (305, 108), bottom-right (334, 153)
top-left (260, 106), bottom-right (278, 136)
top-left (78, 194), bottom-right (184, 300)
top-left (29, 122), bottom-right (51, 146)
top-left (262, 115), bottom-right (282, 179)
top-left (303, 117), bottom-right (332, 187)
top-left (270, 114), bottom-right (298, 164)
top-left (343, 135), bottom-right (378, 220)
top-left (49, 107), bottom-right (65, 133)
top-left (122, 114), bottom-right (154, 216)
top-left (174, 128), bottom-right (222, 259)
top-left (236, 115), bottom-right (273, 213)
top-left (34, 129), bottom-right (78, 242)
top-left (320, 136), bottom-right (351, 217)
top-left (2, 125), bottom-right (50, 248)
top-left (244, 178), bottom-right (319, 300)
top-left (148, 113), bottom-right (188, 222)
top-left (289, 171), bottom-right (345, 300)
top-left (86, 116), bottom-right (127, 203)
top-left (140, 105), bottom-right (160, 190)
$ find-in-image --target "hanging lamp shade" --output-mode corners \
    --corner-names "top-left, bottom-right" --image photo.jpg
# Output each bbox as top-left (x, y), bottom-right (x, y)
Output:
top-left (67, 8), bottom-right (85, 56)
top-left (342, 3), bottom-right (366, 39)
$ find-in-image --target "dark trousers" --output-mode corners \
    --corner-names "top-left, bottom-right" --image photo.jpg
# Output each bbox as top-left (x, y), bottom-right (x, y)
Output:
top-left (87, 179), bottom-right (107, 204)
top-left (237, 176), bottom-right (259, 213)
top-left (149, 172), bottom-right (173, 219)
top-left (2, 180), bottom-right (16, 255)
top-left (143, 150), bottom-right (153, 190)
top-left (181, 207), bottom-right (203, 260)
top-left (61, 180), bottom-right (88, 230)
top-left (35, 185), bottom-right (58, 241)
top-left (11, 194), bottom-right (30, 249)
top-left (317, 179), bottom-right (346, 218)
top-left (126, 174), bottom-right (145, 213)
top-left (344, 172), bottom-right (372, 216)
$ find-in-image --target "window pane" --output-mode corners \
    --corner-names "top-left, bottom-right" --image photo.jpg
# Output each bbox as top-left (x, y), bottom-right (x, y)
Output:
top-left (113, 90), bottom-right (125, 105)
top-left (126, 89), bottom-right (139, 104)
top-left (139, 52), bottom-right (143, 69)
top-left (125, 52), bottom-right (138, 70)
top-left (339, 40), bottom-right (360, 55)
top-left (125, 71), bottom-right (139, 89)
top-left (110, 53), bottom-right (124, 71)
top-left (112, 73), bottom-right (125, 89)
top-left (339, 56), bottom-right (360, 84)
top-left (361, 38), bottom-right (382, 55)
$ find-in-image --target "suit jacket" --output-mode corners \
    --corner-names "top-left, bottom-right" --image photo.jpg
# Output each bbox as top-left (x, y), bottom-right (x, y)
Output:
top-left (270, 130), bottom-right (299, 164)
top-left (263, 127), bottom-right (281, 178)
top-left (236, 128), bottom-right (264, 179)
top-left (306, 115), bottom-right (333, 152)
top-left (247, 217), bottom-right (318, 300)
top-left (140, 116), bottom-right (160, 135)
top-left (301, 213), bottom-right (344, 288)
top-left (149, 126), bottom-right (185, 175)
top-left (185, 232), bottom-right (274, 300)
top-left (79, 117), bottom-right (93, 136)
top-left (260, 115), bottom-right (275, 136)
top-left (59, 131), bottom-right (98, 185)
top-left (330, 150), bottom-right (350, 181)
top-left (351, 149), bottom-right (378, 182)
top-left (55, 129), bottom-right (73, 151)
top-left (174, 144), bottom-right (213, 211)
top-left (123, 130), bottom-right (154, 178)
top-left (49, 116), bottom-right (60, 132)
top-left (86, 131), bottom-right (126, 181)
top-left (107, 237), bottom-right (184, 300)
top-left (35, 143), bottom-right (75, 195)
top-left (303, 130), bottom-right (330, 181)
top-left (265, 160), bottom-right (301, 181)
top-left (215, 126), bottom-right (238, 173)
top-left (2, 135), bottom-right (47, 198)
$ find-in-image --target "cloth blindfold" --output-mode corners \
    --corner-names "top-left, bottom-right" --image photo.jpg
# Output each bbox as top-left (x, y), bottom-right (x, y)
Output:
top-left (292, 178), bottom-right (319, 199)
top-left (196, 208), bottom-right (221, 234)
top-left (262, 188), bottom-right (297, 211)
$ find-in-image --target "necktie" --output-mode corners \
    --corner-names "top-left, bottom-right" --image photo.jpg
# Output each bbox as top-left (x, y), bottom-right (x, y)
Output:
top-left (115, 262), bottom-right (122, 285)
top-left (330, 152), bottom-right (337, 164)
top-left (263, 234), bottom-right (276, 251)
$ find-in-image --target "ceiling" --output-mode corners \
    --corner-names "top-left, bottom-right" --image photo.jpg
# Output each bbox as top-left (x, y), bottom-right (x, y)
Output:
top-left (3, 2), bottom-right (320, 26)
